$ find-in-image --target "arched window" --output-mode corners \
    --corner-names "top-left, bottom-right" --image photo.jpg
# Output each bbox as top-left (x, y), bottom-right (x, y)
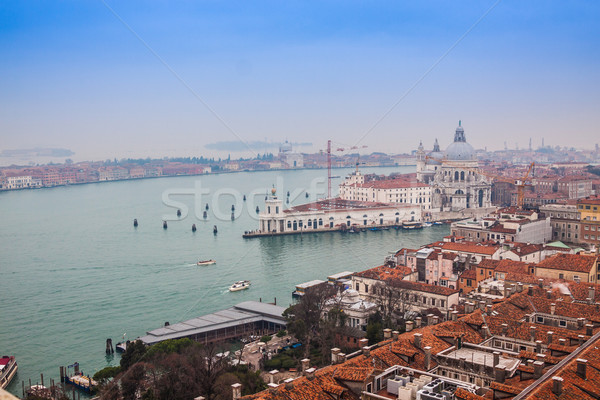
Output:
top-left (454, 171), bottom-right (459, 181)
top-left (460, 171), bottom-right (465, 181)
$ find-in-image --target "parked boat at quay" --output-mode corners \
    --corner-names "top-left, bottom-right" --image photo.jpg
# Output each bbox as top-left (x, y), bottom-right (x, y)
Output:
top-left (0, 356), bottom-right (18, 389)
top-left (61, 362), bottom-right (97, 393)
top-left (229, 280), bottom-right (251, 292)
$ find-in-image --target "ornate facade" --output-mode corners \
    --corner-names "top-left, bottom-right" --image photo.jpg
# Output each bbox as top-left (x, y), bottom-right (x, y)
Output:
top-left (417, 121), bottom-right (492, 212)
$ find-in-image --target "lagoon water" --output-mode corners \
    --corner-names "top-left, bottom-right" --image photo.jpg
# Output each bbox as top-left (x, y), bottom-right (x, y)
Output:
top-left (0, 166), bottom-right (449, 395)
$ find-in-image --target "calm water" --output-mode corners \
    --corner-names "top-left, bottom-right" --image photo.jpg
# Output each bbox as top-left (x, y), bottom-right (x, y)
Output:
top-left (0, 166), bottom-right (449, 395)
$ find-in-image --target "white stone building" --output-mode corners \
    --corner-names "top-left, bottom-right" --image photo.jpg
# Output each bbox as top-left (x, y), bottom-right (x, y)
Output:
top-left (338, 171), bottom-right (431, 211)
top-left (417, 121), bottom-right (492, 212)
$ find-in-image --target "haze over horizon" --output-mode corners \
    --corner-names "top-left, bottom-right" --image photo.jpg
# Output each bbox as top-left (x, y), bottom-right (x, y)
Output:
top-left (1, 1), bottom-right (599, 163)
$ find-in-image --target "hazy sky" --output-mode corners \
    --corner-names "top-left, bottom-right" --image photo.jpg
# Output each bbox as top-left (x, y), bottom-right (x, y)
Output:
top-left (1, 1), bottom-right (599, 162)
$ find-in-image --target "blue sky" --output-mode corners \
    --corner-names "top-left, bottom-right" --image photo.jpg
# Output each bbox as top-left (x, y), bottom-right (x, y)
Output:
top-left (1, 1), bottom-right (599, 162)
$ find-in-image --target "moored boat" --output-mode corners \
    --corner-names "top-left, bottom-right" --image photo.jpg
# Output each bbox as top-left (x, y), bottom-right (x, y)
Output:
top-left (0, 355), bottom-right (18, 389)
top-left (229, 280), bottom-right (250, 292)
top-left (197, 259), bottom-right (216, 266)
top-left (401, 221), bottom-right (423, 230)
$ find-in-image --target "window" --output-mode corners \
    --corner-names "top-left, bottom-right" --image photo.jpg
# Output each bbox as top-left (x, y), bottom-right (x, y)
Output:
top-left (365, 284), bottom-right (369, 293)
top-left (559, 320), bottom-right (567, 327)
top-left (559, 273), bottom-right (564, 279)
top-left (431, 299), bottom-right (436, 307)
top-left (440, 300), bottom-right (445, 308)
top-left (537, 316), bottom-right (544, 323)
top-left (505, 343), bottom-right (513, 350)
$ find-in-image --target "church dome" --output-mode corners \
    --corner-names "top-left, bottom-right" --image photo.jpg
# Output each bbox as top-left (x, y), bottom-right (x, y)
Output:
top-left (445, 121), bottom-right (474, 161)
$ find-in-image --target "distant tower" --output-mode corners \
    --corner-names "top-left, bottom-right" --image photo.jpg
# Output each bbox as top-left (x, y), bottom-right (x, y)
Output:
top-left (529, 138), bottom-right (532, 151)
top-left (542, 138), bottom-right (545, 148)
top-left (416, 141), bottom-right (426, 181)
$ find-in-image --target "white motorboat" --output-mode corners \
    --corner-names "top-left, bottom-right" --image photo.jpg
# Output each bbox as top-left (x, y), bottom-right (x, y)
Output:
top-left (229, 280), bottom-right (250, 292)
top-left (197, 259), bottom-right (216, 266)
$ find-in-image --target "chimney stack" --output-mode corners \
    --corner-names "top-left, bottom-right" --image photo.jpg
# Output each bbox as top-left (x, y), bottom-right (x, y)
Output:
top-left (558, 338), bottom-right (567, 346)
top-left (486, 304), bottom-right (493, 315)
top-left (551, 377), bottom-right (563, 395)
top-left (495, 365), bottom-right (506, 383)
top-left (538, 279), bottom-right (544, 288)
top-left (406, 321), bottom-right (414, 332)
top-left (501, 323), bottom-right (508, 336)
top-left (451, 311), bottom-right (459, 321)
top-left (479, 301), bottom-right (486, 311)
top-left (392, 330), bottom-right (399, 340)
top-left (269, 370), bottom-right (278, 384)
top-left (586, 323), bottom-right (594, 336)
top-left (528, 285), bottom-right (533, 296)
top-left (362, 346), bottom-right (370, 358)
top-left (414, 333), bottom-right (423, 348)
top-left (530, 326), bottom-right (537, 342)
top-left (232, 383), bottom-right (242, 400)
top-left (331, 348), bottom-right (340, 365)
top-left (284, 378), bottom-right (294, 390)
top-left (517, 283), bottom-right (523, 292)
top-left (301, 358), bottom-right (310, 372)
top-left (578, 335), bottom-right (585, 346)
top-left (427, 314), bottom-right (435, 326)
top-left (576, 359), bottom-right (588, 380)
top-left (415, 317), bottom-right (422, 328)
top-left (533, 361), bottom-right (544, 379)
top-left (546, 290), bottom-right (552, 299)
top-left (424, 346), bottom-right (432, 370)
top-left (493, 351), bottom-right (500, 367)
top-left (383, 328), bottom-right (392, 339)
top-left (547, 331), bottom-right (554, 345)
top-left (305, 367), bottom-right (316, 380)
top-left (535, 340), bottom-right (542, 353)
top-left (359, 338), bottom-right (369, 349)
top-left (550, 303), bottom-right (556, 315)
top-left (433, 315), bottom-right (440, 325)
top-left (589, 287), bottom-right (596, 303)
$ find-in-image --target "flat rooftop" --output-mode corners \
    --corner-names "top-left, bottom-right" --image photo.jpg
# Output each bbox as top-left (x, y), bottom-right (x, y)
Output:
top-left (442, 348), bottom-right (520, 372)
top-left (139, 301), bottom-right (286, 345)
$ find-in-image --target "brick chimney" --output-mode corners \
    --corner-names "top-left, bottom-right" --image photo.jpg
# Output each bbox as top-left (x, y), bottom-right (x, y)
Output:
top-left (589, 286), bottom-right (596, 303)
top-left (538, 279), bottom-right (544, 288)
top-left (362, 346), bottom-right (370, 358)
top-left (284, 378), bottom-right (294, 390)
top-left (528, 285), bottom-right (533, 296)
top-left (486, 304), bottom-right (493, 315)
top-left (427, 314), bottom-right (435, 325)
top-left (501, 323), bottom-right (508, 336)
top-left (358, 338), bottom-right (368, 349)
top-left (552, 377), bottom-right (563, 395)
top-left (433, 315), bottom-right (440, 325)
top-left (558, 338), bottom-right (567, 346)
top-left (530, 326), bottom-right (536, 342)
top-left (451, 310), bottom-right (459, 321)
top-left (533, 361), bottom-right (544, 379)
top-left (305, 367), bottom-right (316, 380)
top-left (546, 290), bottom-right (552, 299)
top-left (415, 316), bottom-right (422, 328)
top-left (414, 333), bottom-right (423, 348)
top-left (576, 359), bottom-right (588, 380)
top-left (479, 301), bottom-right (486, 311)
top-left (535, 340), bottom-right (543, 353)
top-left (269, 370), bottom-right (278, 384)
top-left (495, 365), bottom-right (506, 383)
top-left (406, 321), bottom-right (414, 332)
top-left (232, 383), bottom-right (242, 400)
top-left (547, 331), bottom-right (554, 345)
top-left (578, 335), bottom-right (585, 346)
top-left (517, 283), bottom-right (523, 292)
top-left (392, 330), bottom-right (399, 340)
top-left (586, 323), bottom-right (594, 336)
top-left (424, 346), bottom-right (432, 370)
top-left (383, 328), bottom-right (392, 339)
top-left (493, 351), bottom-right (500, 367)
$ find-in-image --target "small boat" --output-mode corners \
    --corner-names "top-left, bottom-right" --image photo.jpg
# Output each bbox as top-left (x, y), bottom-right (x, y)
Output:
top-left (229, 280), bottom-right (251, 292)
top-left (133, 218), bottom-right (138, 227)
top-left (115, 341), bottom-right (128, 353)
top-left (203, 211), bottom-right (207, 219)
top-left (423, 222), bottom-right (432, 228)
top-left (192, 224), bottom-right (197, 232)
top-left (231, 212), bottom-right (235, 220)
top-left (213, 225), bottom-right (218, 234)
top-left (243, 195), bottom-right (246, 201)
top-left (401, 221), bottom-right (423, 230)
top-left (287, 191), bottom-right (290, 197)
top-left (432, 221), bottom-right (443, 225)
top-left (205, 203), bottom-right (209, 210)
top-left (0, 355), bottom-right (18, 389)
top-left (305, 192), bottom-right (309, 198)
top-left (163, 221), bottom-right (167, 229)
top-left (177, 209), bottom-right (181, 217)
top-left (256, 206), bottom-right (260, 213)
top-left (369, 227), bottom-right (381, 231)
top-left (231, 205), bottom-right (235, 211)
top-left (197, 259), bottom-right (216, 266)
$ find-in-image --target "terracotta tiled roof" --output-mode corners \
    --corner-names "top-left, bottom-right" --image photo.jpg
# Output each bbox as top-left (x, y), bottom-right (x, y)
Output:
top-left (537, 253), bottom-right (597, 273)
top-left (442, 242), bottom-right (499, 255)
top-left (508, 243), bottom-right (544, 256)
top-left (333, 366), bottom-right (373, 382)
top-left (454, 388), bottom-right (486, 400)
top-left (460, 269), bottom-right (477, 280)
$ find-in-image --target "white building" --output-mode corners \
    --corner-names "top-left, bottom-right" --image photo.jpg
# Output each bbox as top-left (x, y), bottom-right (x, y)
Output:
top-left (339, 171), bottom-right (432, 211)
top-left (324, 289), bottom-right (378, 331)
top-left (417, 121), bottom-right (492, 212)
top-left (3, 175), bottom-right (41, 189)
top-left (254, 189), bottom-right (421, 235)
top-left (278, 141), bottom-right (304, 168)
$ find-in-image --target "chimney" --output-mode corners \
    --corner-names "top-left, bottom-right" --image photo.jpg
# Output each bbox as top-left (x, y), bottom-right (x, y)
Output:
top-left (533, 361), bottom-right (544, 379)
top-left (479, 301), bottom-right (486, 311)
top-left (495, 365), bottom-right (506, 383)
top-left (362, 346), bottom-right (370, 358)
top-left (538, 279), bottom-right (544, 288)
top-left (482, 324), bottom-right (490, 339)
top-left (465, 302), bottom-right (473, 314)
top-left (530, 326), bottom-right (537, 342)
top-left (331, 348), bottom-right (340, 364)
top-left (546, 290), bottom-right (552, 299)
top-left (493, 351), bottom-right (500, 367)
top-left (392, 330), bottom-right (399, 340)
top-left (486, 304), bottom-right (493, 315)
top-left (535, 340), bottom-right (542, 353)
top-left (589, 287), bottom-right (596, 302)
top-left (558, 338), bottom-right (567, 347)
top-left (232, 383), bottom-right (242, 400)
top-left (267, 383), bottom-right (279, 390)
top-left (528, 285), bottom-right (533, 296)
top-left (301, 358), bottom-right (310, 372)
top-left (358, 338), bottom-right (369, 349)
top-left (451, 311), bottom-right (459, 321)
top-left (504, 286), bottom-right (511, 298)
top-left (586, 323), bottom-right (594, 336)
top-left (459, 356), bottom-right (466, 370)
top-left (550, 303), bottom-right (556, 315)
top-left (517, 283), bottom-right (523, 293)
top-left (424, 346), bottom-right (432, 370)
top-left (406, 321), bottom-right (414, 332)
top-left (578, 335), bottom-right (585, 346)
top-left (383, 328), bottom-right (392, 339)
top-left (551, 377), bottom-right (563, 395)
top-left (284, 378), bottom-right (294, 390)
top-left (415, 317), bottom-right (422, 328)
top-left (427, 314), bottom-right (435, 325)
top-left (578, 318), bottom-right (586, 328)
top-left (547, 331), bottom-right (554, 345)
top-left (576, 359), bottom-right (588, 380)
top-left (414, 333), bottom-right (423, 348)
top-left (269, 370), bottom-right (278, 384)
top-left (305, 367), bottom-right (316, 380)
top-left (501, 323), bottom-right (508, 336)
top-left (433, 315), bottom-right (440, 325)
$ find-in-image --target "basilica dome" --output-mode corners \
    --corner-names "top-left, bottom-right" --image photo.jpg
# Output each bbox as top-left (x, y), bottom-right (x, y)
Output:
top-left (445, 121), bottom-right (474, 161)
